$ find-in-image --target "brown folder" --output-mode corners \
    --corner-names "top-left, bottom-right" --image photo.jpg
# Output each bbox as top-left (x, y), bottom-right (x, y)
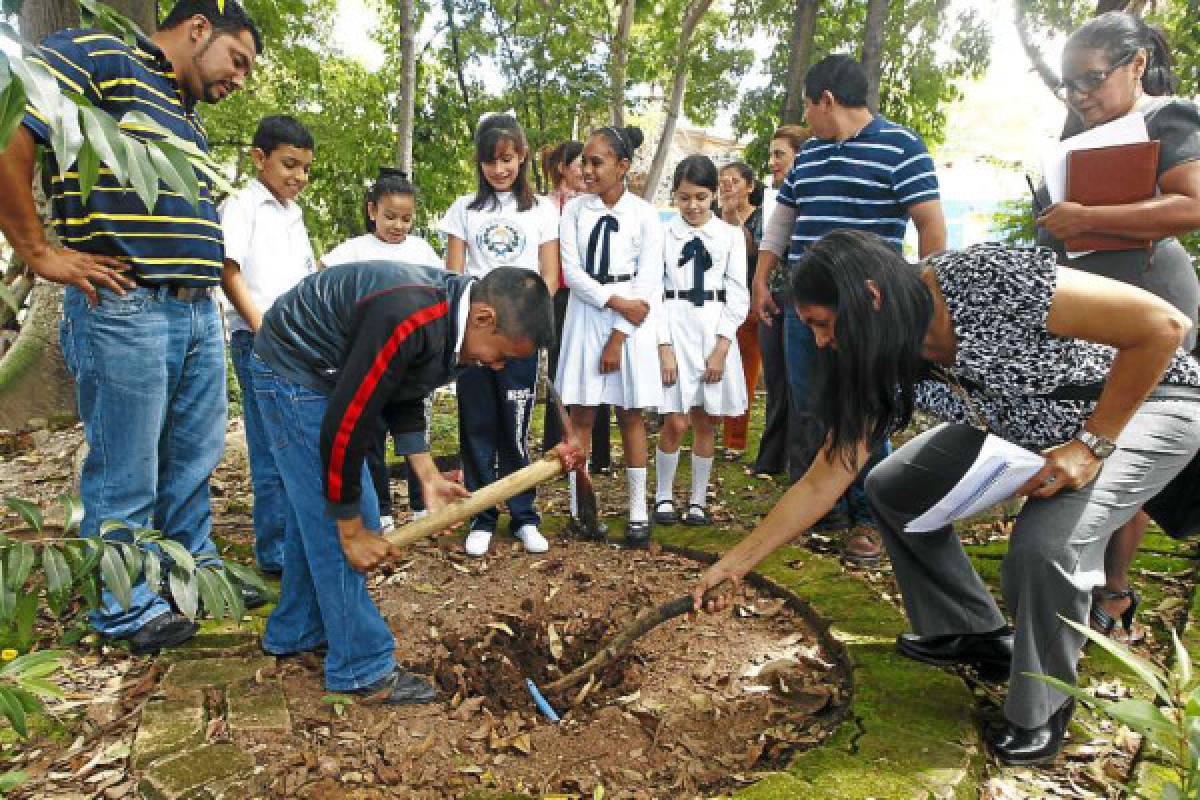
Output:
top-left (1064, 139), bottom-right (1160, 252)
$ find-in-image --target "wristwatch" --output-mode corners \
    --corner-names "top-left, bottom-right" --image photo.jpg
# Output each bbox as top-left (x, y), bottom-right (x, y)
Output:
top-left (1075, 430), bottom-right (1117, 459)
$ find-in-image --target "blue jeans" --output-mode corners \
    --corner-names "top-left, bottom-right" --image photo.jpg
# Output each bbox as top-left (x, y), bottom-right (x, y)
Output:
top-left (250, 356), bottom-right (393, 691)
top-left (60, 286), bottom-right (226, 636)
top-left (229, 331), bottom-right (286, 572)
top-left (782, 305), bottom-right (887, 525)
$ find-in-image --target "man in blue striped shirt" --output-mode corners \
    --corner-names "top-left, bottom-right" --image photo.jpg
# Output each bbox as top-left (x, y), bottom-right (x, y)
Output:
top-left (752, 55), bottom-right (947, 563)
top-left (0, 0), bottom-right (262, 654)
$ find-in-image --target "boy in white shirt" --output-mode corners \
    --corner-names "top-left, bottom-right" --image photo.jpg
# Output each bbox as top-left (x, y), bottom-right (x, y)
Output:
top-left (221, 115), bottom-right (317, 576)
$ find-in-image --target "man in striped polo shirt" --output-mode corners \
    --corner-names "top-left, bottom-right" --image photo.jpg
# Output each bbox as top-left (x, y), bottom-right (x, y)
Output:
top-left (0, 0), bottom-right (262, 654)
top-left (753, 54), bottom-right (947, 562)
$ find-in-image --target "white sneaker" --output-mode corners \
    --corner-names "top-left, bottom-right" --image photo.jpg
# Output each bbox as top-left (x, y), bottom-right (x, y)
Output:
top-left (411, 509), bottom-right (429, 520)
top-left (380, 515), bottom-right (395, 533)
top-left (464, 529), bottom-right (493, 557)
top-left (514, 524), bottom-right (549, 554)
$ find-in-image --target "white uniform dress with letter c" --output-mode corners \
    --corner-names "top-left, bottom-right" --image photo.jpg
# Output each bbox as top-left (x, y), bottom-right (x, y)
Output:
top-left (658, 213), bottom-right (749, 416)
top-left (555, 191), bottom-right (665, 410)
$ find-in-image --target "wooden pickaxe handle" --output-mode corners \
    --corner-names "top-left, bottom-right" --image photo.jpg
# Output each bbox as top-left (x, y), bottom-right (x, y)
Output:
top-left (384, 455), bottom-right (565, 547)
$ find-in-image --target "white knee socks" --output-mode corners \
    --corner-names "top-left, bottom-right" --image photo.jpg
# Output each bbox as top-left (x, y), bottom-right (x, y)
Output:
top-left (627, 467), bottom-right (648, 522)
top-left (690, 454), bottom-right (713, 509)
top-left (655, 448), bottom-right (679, 504)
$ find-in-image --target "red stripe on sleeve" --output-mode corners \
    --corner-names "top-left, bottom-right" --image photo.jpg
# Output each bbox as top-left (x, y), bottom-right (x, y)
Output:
top-left (327, 301), bottom-right (449, 501)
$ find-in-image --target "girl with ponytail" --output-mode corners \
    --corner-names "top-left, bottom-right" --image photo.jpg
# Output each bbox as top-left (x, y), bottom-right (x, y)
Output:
top-left (1036, 10), bottom-right (1200, 639)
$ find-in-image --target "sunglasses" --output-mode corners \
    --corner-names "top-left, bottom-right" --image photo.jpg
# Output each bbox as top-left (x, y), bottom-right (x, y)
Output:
top-left (1055, 51), bottom-right (1135, 98)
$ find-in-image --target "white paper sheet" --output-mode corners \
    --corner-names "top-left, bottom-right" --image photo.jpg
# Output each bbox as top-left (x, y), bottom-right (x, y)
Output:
top-left (904, 433), bottom-right (1045, 533)
top-left (1041, 111), bottom-right (1149, 204)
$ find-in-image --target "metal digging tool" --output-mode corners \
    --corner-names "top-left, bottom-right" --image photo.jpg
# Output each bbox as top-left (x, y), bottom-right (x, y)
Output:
top-left (543, 579), bottom-right (733, 694)
top-left (384, 385), bottom-right (600, 548)
top-left (545, 384), bottom-right (602, 540)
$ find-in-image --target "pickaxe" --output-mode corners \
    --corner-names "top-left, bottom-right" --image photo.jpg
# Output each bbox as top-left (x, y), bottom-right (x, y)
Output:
top-left (384, 384), bottom-right (602, 548)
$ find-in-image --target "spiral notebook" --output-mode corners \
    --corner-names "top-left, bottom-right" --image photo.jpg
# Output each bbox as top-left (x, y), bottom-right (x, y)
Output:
top-left (905, 434), bottom-right (1045, 533)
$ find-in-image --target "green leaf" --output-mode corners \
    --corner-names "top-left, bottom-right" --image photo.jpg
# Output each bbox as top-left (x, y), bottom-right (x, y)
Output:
top-left (1058, 615), bottom-right (1170, 705)
top-left (142, 550), bottom-right (161, 595)
top-left (9, 687), bottom-right (39, 714)
top-left (76, 138), bottom-right (100, 203)
top-left (0, 67), bottom-right (25, 150)
top-left (99, 519), bottom-right (130, 538)
top-left (157, 540), bottom-right (195, 574)
top-left (3, 497), bottom-right (42, 533)
top-left (8, 56), bottom-right (60, 126)
top-left (0, 280), bottom-right (18, 315)
top-left (168, 567), bottom-right (198, 620)
top-left (20, 677), bottom-right (64, 700)
top-left (5, 541), bottom-right (34, 591)
top-left (16, 661), bottom-right (64, 681)
top-left (57, 495), bottom-right (84, 536)
top-left (79, 106), bottom-right (130, 186)
top-left (1174, 629), bottom-right (1193, 689)
top-left (0, 688), bottom-right (28, 737)
top-left (0, 769), bottom-right (28, 792)
top-left (224, 561), bottom-right (267, 594)
top-left (116, 542), bottom-right (142, 584)
top-left (123, 138), bottom-right (160, 213)
top-left (99, 545), bottom-right (132, 612)
top-left (215, 567), bottom-right (244, 623)
top-left (13, 591), bottom-right (36, 651)
top-left (42, 546), bottom-right (70, 604)
top-left (148, 140), bottom-right (200, 209)
top-left (194, 566), bottom-right (224, 622)
top-left (0, 564), bottom-right (11, 625)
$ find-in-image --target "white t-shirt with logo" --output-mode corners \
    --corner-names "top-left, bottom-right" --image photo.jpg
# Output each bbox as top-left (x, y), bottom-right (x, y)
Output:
top-left (220, 179), bottom-right (317, 334)
top-left (438, 192), bottom-right (558, 277)
top-left (321, 233), bottom-right (443, 269)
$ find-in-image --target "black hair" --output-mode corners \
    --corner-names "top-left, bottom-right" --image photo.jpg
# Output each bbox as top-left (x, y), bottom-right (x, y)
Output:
top-left (592, 125), bottom-right (644, 162)
top-left (671, 154), bottom-right (718, 193)
top-left (364, 167), bottom-right (416, 233)
top-left (789, 229), bottom-right (934, 468)
top-left (720, 161), bottom-right (765, 206)
top-left (1066, 11), bottom-right (1178, 96)
top-left (541, 141), bottom-right (584, 190)
top-left (472, 267), bottom-right (555, 350)
top-left (469, 113), bottom-right (534, 213)
top-left (251, 115), bottom-right (313, 155)
top-left (161, 0), bottom-right (263, 53)
top-left (804, 54), bottom-right (868, 108)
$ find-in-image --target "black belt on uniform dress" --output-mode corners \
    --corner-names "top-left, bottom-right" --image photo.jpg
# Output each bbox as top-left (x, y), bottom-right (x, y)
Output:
top-left (664, 288), bottom-right (726, 302)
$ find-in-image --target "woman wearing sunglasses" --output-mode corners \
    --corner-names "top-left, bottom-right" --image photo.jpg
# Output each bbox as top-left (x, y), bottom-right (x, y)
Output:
top-left (1036, 11), bottom-right (1200, 642)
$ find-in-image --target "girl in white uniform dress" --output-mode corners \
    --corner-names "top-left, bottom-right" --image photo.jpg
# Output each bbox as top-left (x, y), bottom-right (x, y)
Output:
top-left (655, 155), bottom-right (749, 526)
top-left (555, 125), bottom-right (664, 547)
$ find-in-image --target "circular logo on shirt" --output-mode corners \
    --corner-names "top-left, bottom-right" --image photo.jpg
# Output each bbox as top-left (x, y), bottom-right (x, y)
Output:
top-left (476, 219), bottom-right (526, 260)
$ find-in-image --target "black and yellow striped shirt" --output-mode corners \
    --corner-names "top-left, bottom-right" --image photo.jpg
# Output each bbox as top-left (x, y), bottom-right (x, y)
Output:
top-left (22, 29), bottom-right (223, 286)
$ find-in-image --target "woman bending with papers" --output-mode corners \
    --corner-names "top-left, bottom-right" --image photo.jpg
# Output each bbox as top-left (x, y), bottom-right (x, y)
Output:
top-left (689, 230), bottom-right (1200, 765)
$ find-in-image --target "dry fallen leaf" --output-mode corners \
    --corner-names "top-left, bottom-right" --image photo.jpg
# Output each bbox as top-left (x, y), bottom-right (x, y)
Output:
top-left (548, 624), bottom-right (563, 661)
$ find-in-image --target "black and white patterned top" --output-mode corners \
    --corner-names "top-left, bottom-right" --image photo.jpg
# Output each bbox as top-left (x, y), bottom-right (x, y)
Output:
top-left (915, 243), bottom-right (1200, 450)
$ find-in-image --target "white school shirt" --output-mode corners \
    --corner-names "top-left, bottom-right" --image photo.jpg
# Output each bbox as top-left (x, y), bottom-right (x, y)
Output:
top-left (438, 192), bottom-right (557, 277)
top-left (220, 179), bottom-right (317, 334)
top-left (657, 213), bottom-right (749, 345)
top-left (559, 190), bottom-right (664, 337)
top-left (321, 233), bottom-right (442, 269)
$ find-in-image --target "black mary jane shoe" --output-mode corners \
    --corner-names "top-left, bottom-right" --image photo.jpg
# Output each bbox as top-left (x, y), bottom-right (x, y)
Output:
top-left (1090, 586), bottom-right (1140, 636)
top-left (896, 626), bottom-right (1014, 678)
top-left (681, 504), bottom-right (710, 527)
top-left (623, 519), bottom-right (652, 549)
top-left (985, 698), bottom-right (1075, 766)
top-left (653, 500), bottom-right (679, 525)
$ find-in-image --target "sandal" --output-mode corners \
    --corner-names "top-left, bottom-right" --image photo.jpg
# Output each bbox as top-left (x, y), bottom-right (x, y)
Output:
top-left (1090, 587), bottom-right (1140, 635)
top-left (682, 504), bottom-right (710, 526)
top-left (653, 500), bottom-right (679, 525)
top-left (841, 526), bottom-right (883, 566)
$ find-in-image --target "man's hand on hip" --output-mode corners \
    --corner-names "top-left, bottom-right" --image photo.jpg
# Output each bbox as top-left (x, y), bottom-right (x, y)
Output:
top-left (29, 246), bottom-right (135, 306)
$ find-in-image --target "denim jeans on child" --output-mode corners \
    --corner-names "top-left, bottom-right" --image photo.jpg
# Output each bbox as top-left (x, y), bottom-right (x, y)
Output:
top-left (229, 330), bottom-right (286, 572)
top-left (250, 355), bottom-right (394, 691)
top-left (60, 286), bottom-right (226, 637)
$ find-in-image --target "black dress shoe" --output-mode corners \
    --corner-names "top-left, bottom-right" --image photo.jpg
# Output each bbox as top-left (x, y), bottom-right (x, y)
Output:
top-left (653, 500), bottom-right (679, 525)
top-left (896, 626), bottom-right (1013, 676)
top-left (624, 519), bottom-right (652, 549)
top-left (127, 612), bottom-right (199, 655)
top-left (351, 668), bottom-right (437, 705)
top-left (985, 698), bottom-right (1075, 765)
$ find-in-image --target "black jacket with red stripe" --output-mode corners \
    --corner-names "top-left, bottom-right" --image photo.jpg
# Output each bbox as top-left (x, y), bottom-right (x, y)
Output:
top-left (254, 261), bottom-right (472, 519)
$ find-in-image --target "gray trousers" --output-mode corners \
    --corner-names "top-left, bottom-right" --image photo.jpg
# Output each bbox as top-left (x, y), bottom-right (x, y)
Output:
top-left (865, 400), bottom-right (1200, 728)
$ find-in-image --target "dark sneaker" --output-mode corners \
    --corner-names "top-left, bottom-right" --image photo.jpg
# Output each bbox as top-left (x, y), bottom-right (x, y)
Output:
top-left (127, 612), bottom-right (199, 656)
top-left (351, 668), bottom-right (437, 705)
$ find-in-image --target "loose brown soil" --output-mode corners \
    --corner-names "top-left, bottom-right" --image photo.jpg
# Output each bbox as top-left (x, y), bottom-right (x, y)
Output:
top-left (254, 537), bottom-right (848, 799)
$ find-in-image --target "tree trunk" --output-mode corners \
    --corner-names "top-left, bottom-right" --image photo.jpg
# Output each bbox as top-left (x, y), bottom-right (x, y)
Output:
top-left (609, 0), bottom-right (636, 126)
top-left (395, 0), bottom-right (417, 172)
top-left (780, 0), bottom-right (819, 125)
top-left (101, 0), bottom-right (158, 33)
top-left (640, 0), bottom-right (713, 202)
top-left (19, 0), bottom-right (81, 39)
top-left (1014, 0), bottom-right (1063, 96)
top-left (442, 0), bottom-right (475, 126)
top-left (860, 0), bottom-right (889, 112)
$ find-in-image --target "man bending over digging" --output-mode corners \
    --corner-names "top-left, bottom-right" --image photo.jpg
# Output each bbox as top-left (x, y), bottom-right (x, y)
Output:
top-left (252, 263), bottom-right (555, 703)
